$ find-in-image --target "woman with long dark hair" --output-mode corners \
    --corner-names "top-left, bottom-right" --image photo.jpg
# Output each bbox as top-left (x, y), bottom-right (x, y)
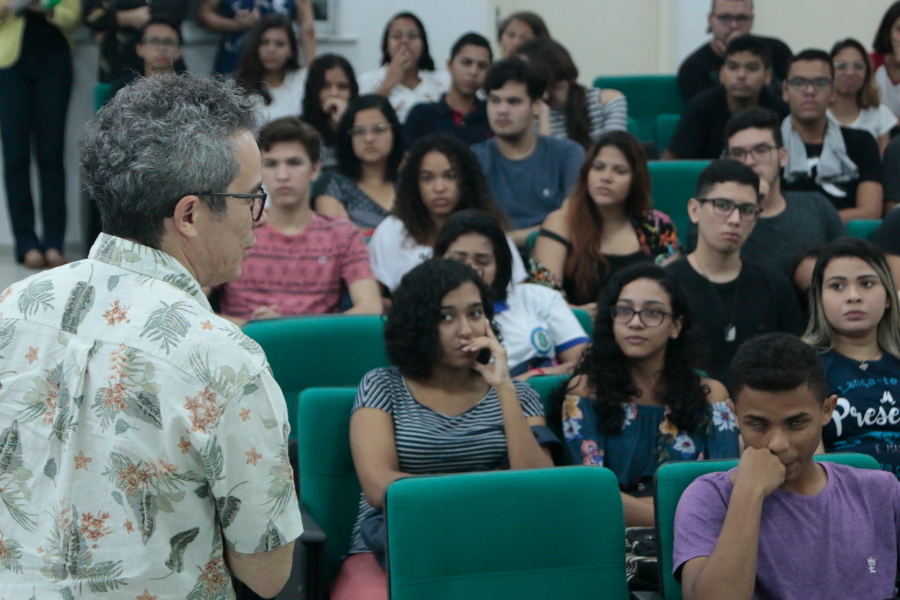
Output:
top-left (872, 1), bottom-right (900, 119)
top-left (232, 14), bottom-right (305, 123)
top-left (301, 53), bottom-right (359, 172)
top-left (555, 263), bottom-right (738, 526)
top-left (530, 130), bottom-right (680, 315)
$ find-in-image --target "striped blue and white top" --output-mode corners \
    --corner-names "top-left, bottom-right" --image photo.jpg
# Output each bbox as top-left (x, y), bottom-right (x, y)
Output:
top-left (549, 87), bottom-right (629, 143)
top-left (346, 366), bottom-right (545, 555)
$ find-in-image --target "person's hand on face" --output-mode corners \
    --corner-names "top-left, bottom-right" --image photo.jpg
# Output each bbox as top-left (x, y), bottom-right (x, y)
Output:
top-left (322, 97), bottom-right (348, 125)
top-left (250, 305), bottom-right (281, 321)
top-left (464, 324), bottom-right (512, 389)
top-left (729, 446), bottom-right (786, 497)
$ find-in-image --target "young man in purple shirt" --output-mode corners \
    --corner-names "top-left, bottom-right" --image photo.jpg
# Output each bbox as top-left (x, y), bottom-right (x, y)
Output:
top-left (674, 333), bottom-right (900, 600)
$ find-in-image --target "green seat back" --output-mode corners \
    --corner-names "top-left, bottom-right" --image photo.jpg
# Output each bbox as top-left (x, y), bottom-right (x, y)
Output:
top-left (94, 83), bottom-right (112, 112)
top-left (524, 229), bottom-right (540, 259)
top-left (656, 114), bottom-right (681, 155)
top-left (593, 76), bottom-right (683, 144)
top-left (648, 160), bottom-right (711, 245)
top-left (847, 219), bottom-right (881, 240)
top-left (297, 387), bottom-right (362, 587)
top-left (655, 452), bottom-right (880, 600)
top-left (243, 315), bottom-right (388, 439)
top-left (527, 374), bottom-right (570, 415)
top-left (571, 308), bottom-right (593, 338)
top-left (386, 467), bottom-right (629, 600)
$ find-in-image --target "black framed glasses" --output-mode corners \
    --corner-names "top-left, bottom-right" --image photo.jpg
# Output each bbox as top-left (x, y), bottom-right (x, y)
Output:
top-left (611, 305), bottom-right (673, 327)
top-left (167, 190), bottom-right (267, 221)
top-left (698, 197), bottom-right (762, 221)
top-left (713, 13), bottom-right (753, 25)
top-left (786, 76), bottom-right (832, 91)
top-left (722, 144), bottom-right (777, 162)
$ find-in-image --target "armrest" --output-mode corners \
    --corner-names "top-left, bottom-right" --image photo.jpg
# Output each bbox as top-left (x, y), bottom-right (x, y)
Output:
top-left (630, 592), bottom-right (663, 600)
top-left (299, 504), bottom-right (325, 545)
top-left (299, 504), bottom-right (325, 600)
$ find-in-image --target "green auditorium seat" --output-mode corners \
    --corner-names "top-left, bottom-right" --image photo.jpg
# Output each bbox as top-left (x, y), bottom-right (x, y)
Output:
top-left (94, 83), bottom-right (111, 112)
top-left (655, 114), bottom-right (681, 156)
top-left (571, 307), bottom-right (594, 337)
top-left (847, 219), bottom-right (881, 240)
top-left (647, 160), bottom-right (711, 245)
top-left (527, 373), bottom-right (570, 415)
top-left (593, 76), bottom-right (683, 146)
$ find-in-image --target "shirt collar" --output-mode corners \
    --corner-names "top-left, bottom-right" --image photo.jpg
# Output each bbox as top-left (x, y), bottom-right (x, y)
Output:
top-left (89, 233), bottom-right (212, 312)
top-left (492, 299), bottom-right (509, 314)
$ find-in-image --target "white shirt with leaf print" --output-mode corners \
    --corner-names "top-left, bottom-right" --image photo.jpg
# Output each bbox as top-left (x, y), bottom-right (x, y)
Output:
top-left (0, 233), bottom-right (302, 600)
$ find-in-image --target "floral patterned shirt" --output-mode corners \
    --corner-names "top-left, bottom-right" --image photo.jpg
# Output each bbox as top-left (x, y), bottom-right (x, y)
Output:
top-left (0, 234), bottom-right (303, 599)
top-left (562, 396), bottom-right (739, 490)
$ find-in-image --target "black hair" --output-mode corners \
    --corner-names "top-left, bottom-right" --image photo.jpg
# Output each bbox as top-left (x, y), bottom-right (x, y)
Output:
top-left (550, 263), bottom-right (711, 434)
top-left (385, 258), bottom-right (500, 380)
top-left (335, 94), bottom-right (404, 182)
top-left (394, 135), bottom-right (507, 247)
top-left (695, 159), bottom-right (760, 198)
top-left (724, 107), bottom-right (784, 148)
top-left (139, 18), bottom-right (183, 45)
top-left (301, 53), bottom-right (359, 147)
top-left (730, 333), bottom-right (826, 403)
top-left (790, 48), bottom-right (835, 79)
top-left (233, 14), bottom-right (299, 106)
top-left (482, 57), bottom-right (546, 101)
top-left (433, 209), bottom-right (514, 302)
top-left (450, 32), bottom-right (493, 61)
top-left (496, 11), bottom-right (550, 43)
top-left (380, 12), bottom-right (436, 71)
top-left (724, 34), bottom-right (772, 70)
top-left (874, 1), bottom-right (900, 55)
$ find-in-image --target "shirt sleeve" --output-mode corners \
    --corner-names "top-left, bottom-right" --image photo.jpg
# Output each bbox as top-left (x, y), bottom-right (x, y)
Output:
top-left (366, 220), bottom-right (395, 290)
top-left (541, 288), bottom-right (589, 353)
top-left (672, 474), bottom-right (730, 580)
top-left (356, 69), bottom-right (382, 95)
top-left (877, 104), bottom-right (899, 136)
top-left (203, 369), bottom-right (303, 553)
top-left (353, 368), bottom-right (395, 414)
top-left (339, 224), bottom-right (375, 286)
top-left (597, 92), bottom-right (629, 135)
top-left (513, 380), bottom-right (544, 419)
top-left (847, 128), bottom-right (884, 184)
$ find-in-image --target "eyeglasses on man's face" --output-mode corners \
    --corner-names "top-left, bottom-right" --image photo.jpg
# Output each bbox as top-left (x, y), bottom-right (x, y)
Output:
top-left (611, 305), bottom-right (673, 327)
top-left (167, 190), bottom-right (267, 221)
top-left (698, 197), bottom-right (762, 221)
top-left (786, 76), bottom-right (833, 91)
top-left (713, 13), bottom-right (753, 25)
top-left (723, 143), bottom-right (777, 162)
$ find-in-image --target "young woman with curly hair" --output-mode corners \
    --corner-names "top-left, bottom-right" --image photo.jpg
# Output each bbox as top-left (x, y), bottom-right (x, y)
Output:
top-left (333, 258), bottom-right (556, 599)
top-left (530, 130), bottom-right (680, 316)
top-left (367, 134), bottom-right (527, 293)
top-left (555, 263), bottom-right (739, 527)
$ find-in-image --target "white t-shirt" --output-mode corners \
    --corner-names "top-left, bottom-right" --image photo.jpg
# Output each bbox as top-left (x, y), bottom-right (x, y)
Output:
top-left (494, 283), bottom-right (589, 373)
top-left (256, 68), bottom-right (307, 123)
top-left (828, 104), bottom-right (898, 140)
top-left (875, 65), bottom-right (900, 119)
top-left (357, 66), bottom-right (450, 122)
top-left (368, 215), bottom-right (528, 292)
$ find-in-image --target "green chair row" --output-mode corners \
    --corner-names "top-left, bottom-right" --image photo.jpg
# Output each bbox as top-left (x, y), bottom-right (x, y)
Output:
top-left (648, 160), bottom-right (711, 246)
top-left (847, 219), bottom-right (881, 240)
top-left (593, 75), bottom-right (683, 146)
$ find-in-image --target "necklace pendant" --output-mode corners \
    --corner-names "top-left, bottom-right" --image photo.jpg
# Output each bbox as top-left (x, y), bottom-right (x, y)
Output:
top-left (860, 362), bottom-right (869, 371)
top-left (725, 325), bottom-right (736, 342)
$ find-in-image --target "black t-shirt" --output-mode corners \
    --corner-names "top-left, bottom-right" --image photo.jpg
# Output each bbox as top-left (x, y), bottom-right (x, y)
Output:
top-left (667, 85), bottom-right (789, 159)
top-left (677, 36), bottom-right (794, 105)
top-left (780, 127), bottom-right (883, 211)
top-left (873, 205), bottom-right (900, 256)
top-left (665, 257), bottom-right (805, 387)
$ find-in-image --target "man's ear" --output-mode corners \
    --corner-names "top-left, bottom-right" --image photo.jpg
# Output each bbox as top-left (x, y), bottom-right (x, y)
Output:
top-left (687, 197), bottom-right (701, 224)
top-left (777, 146), bottom-right (788, 169)
top-left (822, 393), bottom-right (839, 425)
top-left (310, 161), bottom-right (322, 183)
top-left (170, 194), bottom-right (202, 239)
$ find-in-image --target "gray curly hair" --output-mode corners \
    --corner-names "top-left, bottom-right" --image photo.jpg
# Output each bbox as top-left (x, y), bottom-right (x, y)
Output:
top-left (82, 73), bottom-right (260, 249)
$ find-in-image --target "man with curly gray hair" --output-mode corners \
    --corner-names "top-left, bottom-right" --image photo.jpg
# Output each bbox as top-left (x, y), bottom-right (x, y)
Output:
top-left (0, 73), bottom-right (301, 599)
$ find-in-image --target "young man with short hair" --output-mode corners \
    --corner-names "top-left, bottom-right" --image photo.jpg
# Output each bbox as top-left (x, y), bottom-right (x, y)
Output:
top-left (677, 0), bottom-right (792, 104)
top-left (217, 117), bottom-right (381, 324)
top-left (471, 57), bottom-right (585, 247)
top-left (675, 332), bottom-right (900, 600)
top-left (666, 160), bottom-right (803, 385)
top-left (404, 32), bottom-right (494, 148)
top-left (109, 18), bottom-right (183, 99)
top-left (665, 35), bottom-right (788, 160)
top-left (780, 49), bottom-right (883, 222)
top-left (686, 107), bottom-right (843, 272)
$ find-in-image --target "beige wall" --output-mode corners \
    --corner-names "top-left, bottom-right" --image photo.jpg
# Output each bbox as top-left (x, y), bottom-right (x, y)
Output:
top-left (753, 1), bottom-right (881, 56)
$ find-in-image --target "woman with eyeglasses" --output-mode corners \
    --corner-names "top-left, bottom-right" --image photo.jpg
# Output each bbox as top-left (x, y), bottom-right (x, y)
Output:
top-left (828, 38), bottom-right (898, 154)
top-left (554, 263), bottom-right (739, 526)
top-left (872, 2), bottom-right (900, 120)
top-left (313, 94), bottom-right (404, 234)
top-left (530, 131), bottom-right (680, 318)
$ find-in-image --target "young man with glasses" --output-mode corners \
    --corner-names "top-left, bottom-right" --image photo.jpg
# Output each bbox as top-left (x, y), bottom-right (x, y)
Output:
top-left (664, 35), bottom-right (788, 160)
top-left (780, 50), bottom-right (883, 222)
top-left (677, 0), bottom-right (793, 104)
top-left (666, 160), bottom-right (804, 386)
top-left (685, 108), bottom-right (844, 273)
top-left (108, 19), bottom-right (183, 99)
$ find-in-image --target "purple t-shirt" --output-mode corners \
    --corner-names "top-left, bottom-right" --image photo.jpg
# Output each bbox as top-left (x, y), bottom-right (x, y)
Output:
top-left (673, 462), bottom-right (900, 600)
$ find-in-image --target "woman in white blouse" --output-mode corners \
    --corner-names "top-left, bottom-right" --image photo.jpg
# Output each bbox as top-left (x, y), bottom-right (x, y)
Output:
top-left (356, 12), bottom-right (449, 122)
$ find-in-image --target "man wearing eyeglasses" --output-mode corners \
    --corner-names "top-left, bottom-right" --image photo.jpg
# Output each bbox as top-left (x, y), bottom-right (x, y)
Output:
top-left (107, 18), bottom-right (183, 100)
top-left (667, 160), bottom-right (804, 386)
top-left (677, 0), bottom-right (793, 104)
top-left (0, 74), bottom-right (302, 599)
top-left (780, 50), bottom-right (883, 223)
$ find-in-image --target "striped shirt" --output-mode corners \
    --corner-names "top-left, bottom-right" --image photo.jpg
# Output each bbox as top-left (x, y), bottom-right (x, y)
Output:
top-left (549, 87), bottom-right (629, 143)
top-left (347, 367), bottom-right (544, 554)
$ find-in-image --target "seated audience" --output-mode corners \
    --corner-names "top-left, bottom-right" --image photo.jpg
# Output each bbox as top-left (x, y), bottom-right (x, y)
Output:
top-left (331, 258), bottom-right (555, 599)
top-left (666, 160), bottom-right (804, 386)
top-left (677, 0), bottom-right (792, 104)
top-left (109, 18), bottom-right (183, 100)
top-left (404, 33), bottom-right (493, 147)
top-left (675, 333), bottom-right (900, 600)
top-left (233, 14), bottom-right (306, 124)
top-left (803, 238), bottom-right (900, 473)
top-left (883, 134), bottom-right (900, 212)
top-left (496, 11), bottom-right (550, 59)
top-left (197, 0), bottom-right (314, 76)
top-left (435, 210), bottom-right (588, 378)
top-left (517, 37), bottom-right (628, 149)
top-left (301, 53), bottom-right (359, 173)
top-left (217, 117), bottom-right (380, 324)
top-left (531, 131), bottom-right (680, 314)
top-left (368, 135), bottom-right (526, 293)
top-left (664, 35), bottom-right (788, 160)
top-left (314, 94), bottom-right (404, 233)
top-left (686, 108), bottom-right (844, 272)
top-left (871, 1), bottom-right (900, 119)
top-left (828, 38), bottom-right (897, 154)
top-left (357, 12), bottom-right (449, 123)
top-left (472, 58), bottom-right (585, 246)
top-left (873, 205), bottom-right (900, 284)
top-left (559, 264), bottom-right (739, 527)
top-left (780, 50), bottom-right (883, 222)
